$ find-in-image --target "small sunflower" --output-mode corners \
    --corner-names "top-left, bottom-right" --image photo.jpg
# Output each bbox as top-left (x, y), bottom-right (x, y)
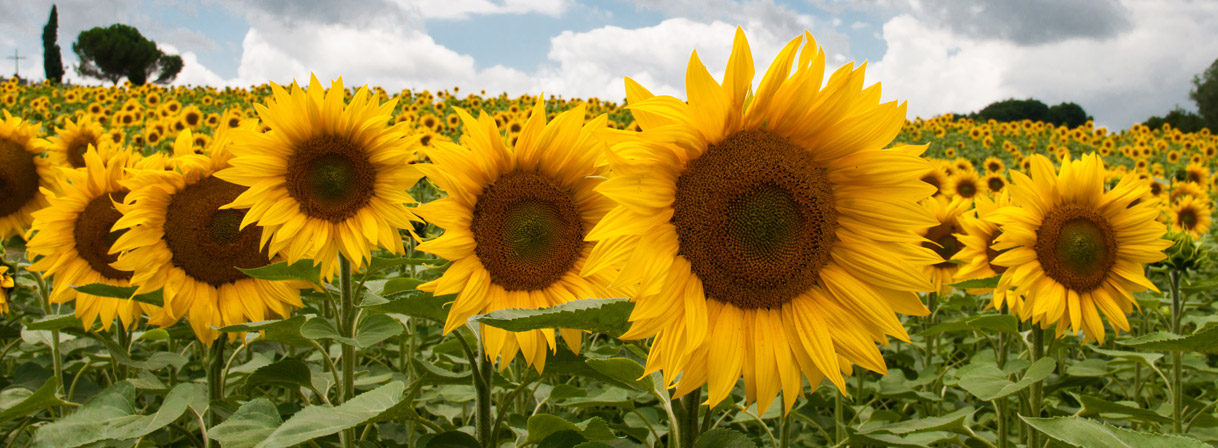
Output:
top-left (216, 75), bottom-right (424, 278)
top-left (112, 129), bottom-right (303, 345)
top-left (0, 264), bottom-right (13, 315)
top-left (948, 170), bottom-right (981, 200)
top-left (989, 154), bottom-right (1172, 343)
top-left (983, 157), bottom-right (1006, 174)
top-left (46, 115), bottom-right (107, 169)
top-left (1, 111), bottom-right (59, 241)
top-left (1169, 195), bottom-right (1211, 239)
top-left (920, 166), bottom-right (949, 197)
top-left (26, 147), bottom-right (159, 331)
top-left (984, 173), bottom-right (1007, 194)
top-left (415, 102), bottom-right (615, 372)
top-left (920, 195), bottom-right (972, 294)
top-left (954, 192), bottom-right (1022, 311)
top-left (586, 28), bottom-right (938, 414)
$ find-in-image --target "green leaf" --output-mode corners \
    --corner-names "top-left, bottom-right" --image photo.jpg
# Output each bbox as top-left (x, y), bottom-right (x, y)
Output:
top-left (354, 313), bottom-right (405, 348)
top-left (959, 357), bottom-right (1056, 401)
top-left (525, 414), bottom-right (617, 444)
top-left (923, 314), bottom-right (1018, 336)
top-left (1022, 416), bottom-right (1209, 448)
top-left (420, 431), bottom-right (481, 448)
top-left (255, 381), bottom-right (406, 448)
top-left (0, 377), bottom-right (64, 425)
top-left (360, 292), bottom-right (454, 323)
top-left (244, 359), bottom-right (314, 393)
top-left (1119, 326), bottom-right (1218, 353)
top-left (25, 314), bottom-right (82, 331)
top-left (695, 428), bottom-right (757, 448)
top-left (947, 275), bottom-right (1001, 289)
top-left (32, 382), bottom-right (192, 447)
top-left (1073, 393), bottom-right (1172, 424)
top-left (474, 298), bottom-right (634, 336)
top-left (365, 277), bottom-right (425, 297)
top-left (867, 408), bottom-right (973, 435)
top-left (71, 283), bottom-right (163, 306)
top-left (851, 431), bottom-right (959, 447)
top-left (584, 357), bottom-right (654, 392)
top-left (209, 398), bottom-right (283, 448)
top-left (300, 317), bottom-right (357, 346)
top-left (218, 315), bottom-right (314, 348)
top-left (237, 259), bottom-right (321, 284)
top-left (366, 256), bottom-right (439, 275)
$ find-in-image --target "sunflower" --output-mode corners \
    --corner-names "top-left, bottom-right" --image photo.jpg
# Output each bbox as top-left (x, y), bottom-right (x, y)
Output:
top-left (948, 170), bottom-right (981, 199)
top-left (586, 29), bottom-right (938, 414)
top-left (983, 157), bottom-right (1005, 174)
top-left (920, 166), bottom-right (949, 197)
top-left (988, 154), bottom-right (1172, 343)
top-left (26, 147), bottom-right (159, 331)
top-left (46, 115), bottom-right (107, 169)
top-left (216, 76), bottom-right (424, 278)
top-left (984, 173), bottom-right (1007, 194)
top-left (414, 102), bottom-right (615, 372)
top-left (1169, 195), bottom-right (1211, 239)
top-left (920, 195), bottom-right (972, 294)
top-left (0, 264), bottom-right (13, 315)
top-left (955, 192), bottom-right (1022, 311)
top-left (112, 129), bottom-right (303, 345)
top-left (1, 111), bottom-right (58, 240)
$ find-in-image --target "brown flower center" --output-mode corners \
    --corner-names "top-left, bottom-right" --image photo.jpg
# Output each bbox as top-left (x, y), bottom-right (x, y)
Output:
top-left (285, 135), bottom-right (378, 223)
top-left (0, 138), bottom-right (40, 218)
top-left (984, 229), bottom-right (1008, 274)
top-left (955, 178), bottom-right (978, 199)
top-left (987, 176), bottom-right (1005, 192)
top-left (470, 170), bottom-right (584, 291)
top-left (74, 191), bottom-right (132, 280)
top-left (1035, 205), bottom-right (1116, 292)
top-left (673, 130), bottom-right (836, 310)
top-left (66, 133), bottom-right (98, 168)
top-left (923, 220), bottom-right (962, 269)
top-left (1178, 207), bottom-right (1198, 229)
top-left (164, 177), bottom-right (271, 286)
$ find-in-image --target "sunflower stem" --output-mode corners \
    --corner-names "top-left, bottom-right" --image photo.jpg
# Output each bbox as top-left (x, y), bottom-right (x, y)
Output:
top-left (1028, 325), bottom-right (1045, 448)
top-left (206, 341), bottom-right (225, 430)
top-left (834, 389), bottom-right (846, 444)
top-left (474, 335), bottom-right (493, 447)
top-left (679, 389), bottom-right (701, 448)
top-left (780, 411), bottom-right (792, 448)
top-left (1169, 268), bottom-right (1184, 433)
top-left (338, 256), bottom-right (357, 448)
top-left (32, 273), bottom-right (64, 417)
top-left (996, 304), bottom-right (1009, 448)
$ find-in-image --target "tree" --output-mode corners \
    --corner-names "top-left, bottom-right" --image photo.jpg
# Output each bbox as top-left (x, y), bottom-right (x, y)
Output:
top-left (966, 98), bottom-right (1093, 127)
top-left (1144, 107), bottom-right (1206, 133)
top-left (42, 5), bottom-right (64, 84)
top-left (72, 24), bottom-right (181, 86)
top-left (1047, 102), bottom-right (1091, 128)
top-left (1191, 58), bottom-right (1218, 132)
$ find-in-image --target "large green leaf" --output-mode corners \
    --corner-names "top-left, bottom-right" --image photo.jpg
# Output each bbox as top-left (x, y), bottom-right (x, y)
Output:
top-left (1119, 326), bottom-right (1218, 353)
top-left (208, 398), bottom-right (283, 448)
top-left (366, 256), bottom-right (440, 275)
top-left (24, 314), bottom-right (81, 331)
top-left (474, 298), bottom-right (634, 336)
top-left (365, 277), bottom-right (425, 297)
top-left (237, 259), bottom-right (321, 284)
top-left (922, 314), bottom-right (1018, 336)
top-left (946, 275), bottom-right (1001, 289)
top-left (696, 428), bottom-right (757, 448)
top-left (360, 291), bottom-right (454, 323)
top-left (72, 283), bottom-right (164, 307)
top-left (0, 377), bottom-right (64, 425)
top-left (255, 381), bottom-right (406, 448)
top-left (958, 357), bottom-right (1056, 401)
top-left (32, 382), bottom-right (193, 447)
top-left (353, 313), bottom-right (406, 347)
top-left (525, 414), bottom-right (617, 444)
top-left (1022, 416), bottom-right (1209, 448)
top-left (863, 408), bottom-right (973, 435)
top-left (244, 359), bottom-right (315, 393)
top-left (219, 315), bottom-right (313, 348)
top-left (1073, 393), bottom-right (1172, 424)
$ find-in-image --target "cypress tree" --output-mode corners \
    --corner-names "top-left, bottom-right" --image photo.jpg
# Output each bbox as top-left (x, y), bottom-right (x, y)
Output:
top-left (42, 5), bottom-right (64, 84)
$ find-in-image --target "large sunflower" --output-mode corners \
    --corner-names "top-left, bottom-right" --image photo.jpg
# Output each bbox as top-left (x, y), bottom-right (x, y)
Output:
top-left (112, 129), bottom-right (303, 345)
top-left (0, 111), bottom-right (58, 240)
top-left (585, 28), bottom-right (938, 414)
top-left (1169, 194), bottom-right (1211, 239)
top-left (920, 195), bottom-right (972, 295)
top-left (26, 147), bottom-right (158, 331)
top-left (46, 115), bottom-right (107, 169)
top-left (415, 102), bottom-right (615, 372)
top-left (954, 192), bottom-right (1022, 311)
top-left (216, 75), bottom-right (424, 278)
top-left (988, 154), bottom-right (1172, 343)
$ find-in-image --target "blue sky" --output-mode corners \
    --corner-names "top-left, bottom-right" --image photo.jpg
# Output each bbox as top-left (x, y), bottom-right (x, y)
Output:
top-left (1, 0), bottom-right (1216, 129)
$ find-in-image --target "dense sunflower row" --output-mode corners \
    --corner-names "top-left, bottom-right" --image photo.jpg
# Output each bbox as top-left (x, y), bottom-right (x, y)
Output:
top-left (0, 28), bottom-right (1208, 422)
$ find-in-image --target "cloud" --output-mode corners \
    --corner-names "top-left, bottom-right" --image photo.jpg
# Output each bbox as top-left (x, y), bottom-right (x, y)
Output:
top-left (868, 0), bottom-right (1218, 128)
top-left (402, 0), bottom-right (568, 20)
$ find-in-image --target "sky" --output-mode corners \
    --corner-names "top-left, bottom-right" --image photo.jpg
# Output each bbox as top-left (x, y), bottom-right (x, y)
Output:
top-left (0, 0), bottom-right (1216, 130)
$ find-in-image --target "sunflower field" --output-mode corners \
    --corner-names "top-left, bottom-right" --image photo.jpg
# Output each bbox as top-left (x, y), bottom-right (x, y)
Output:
top-left (1, 29), bottom-right (1217, 448)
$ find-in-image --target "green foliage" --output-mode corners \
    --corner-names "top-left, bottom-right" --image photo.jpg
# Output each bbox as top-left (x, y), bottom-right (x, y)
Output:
top-left (72, 24), bottom-right (182, 85)
top-left (474, 297), bottom-right (635, 336)
top-left (969, 98), bottom-right (1093, 127)
top-left (1144, 106), bottom-right (1207, 133)
top-left (1190, 57), bottom-right (1218, 131)
top-left (1022, 416), bottom-right (1210, 448)
top-left (42, 5), bottom-right (63, 84)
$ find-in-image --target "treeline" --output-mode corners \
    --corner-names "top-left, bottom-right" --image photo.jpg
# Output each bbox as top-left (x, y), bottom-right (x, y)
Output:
top-left (951, 98), bottom-right (1092, 128)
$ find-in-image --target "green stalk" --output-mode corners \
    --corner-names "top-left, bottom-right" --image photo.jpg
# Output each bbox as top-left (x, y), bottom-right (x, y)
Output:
top-left (338, 256), bottom-right (357, 448)
top-left (1029, 326), bottom-right (1045, 448)
top-left (474, 337), bottom-right (493, 447)
top-left (679, 389), bottom-right (702, 448)
top-left (996, 304), bottom-right (1009, 448)
top-left (1169, 269), bottom-right (1184, 433)
top-left (206, 342), bottom-right (226, 429)
top-left (834, 390), bottom-right (845, 443)
top-left (33, 274), bottom-right (64, 416)
top-left (780, 412), bottom-right (792, 448)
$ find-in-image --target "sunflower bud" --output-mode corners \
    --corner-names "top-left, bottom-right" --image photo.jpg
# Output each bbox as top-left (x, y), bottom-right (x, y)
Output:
top-left (1165, 231), bottom-right (1200, 271)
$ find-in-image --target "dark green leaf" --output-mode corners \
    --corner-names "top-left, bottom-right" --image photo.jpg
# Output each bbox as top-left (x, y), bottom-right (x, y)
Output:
top-left (584, 357), bottom-right (653, 392)
top-left (33, 381), bottom-right (192, 447)
top-left (474, 298), bottom-right (634, 336)
top-left (354, 313), bottom-right (405, 348)
top-left (25, 314), bottom-right (81, 331)
top-left (525, 414), bottom-right (616, 444)
top-left (209, 398), bottom-right (283, 448)
top-left (420, 431), bottom-right (481, 448)
top-left (244, 359), bottom-right (314, 393)
top-left (71, 283), bottom-right (163, 306)
top-left (255, 381), bottom-right (406, 448)
top-left (868, 408), bottom-right (973, 435)
top-left (300, 317), bottom-right (356, 346)
top-left (218, 315), bottom-right (313, 348)
top-left (1074, 393), bottom-right (1172, 424)
top-left (959, 358), bottom-right (1055, 401)
top-left (923, 314), bottom-right (1018, 336)
top-left (695, 428), bottom-right (757, 448)
top-left (237, 259), bottom-right (321, 284)
top-left (0, 377), bottom-right (64, 425)
top-left (360, 292), bottom-right (454, 323)
top-left (1119, 326), bottom-right (1218, 353)
top-left (947, 275), bottom-right (1001, 289)
top-left (366, 256), bottom-right (439, 275)
top-left (1022, 416), bottom-right (1208, 448)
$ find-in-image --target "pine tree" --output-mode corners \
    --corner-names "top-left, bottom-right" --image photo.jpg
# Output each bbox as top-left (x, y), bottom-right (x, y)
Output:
top-left (42, 5), bottom-right (64, 84)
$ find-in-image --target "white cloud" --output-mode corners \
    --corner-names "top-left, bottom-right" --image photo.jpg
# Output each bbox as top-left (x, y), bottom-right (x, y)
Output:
top-left (160, 44), bottom-right (226, 87)
top-left (869, 0), bottom-right (1218, 128)
top-left (402, 0), bottom-right (567, 19)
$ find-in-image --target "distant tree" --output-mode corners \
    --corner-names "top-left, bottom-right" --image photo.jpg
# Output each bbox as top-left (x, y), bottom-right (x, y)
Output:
top-left (1144, 107), bottom-right (1206, 133)
top-left (72, 24), bottom-right (181, 85)
top-left (976, 98), bottom-right (1050, 123)
top-left (1191, 58), bottom-right (1218, 132)
top-left (1047, 102), bottom-right (1091, 128)
top-left (42, 5), bottom-right (64, 84)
